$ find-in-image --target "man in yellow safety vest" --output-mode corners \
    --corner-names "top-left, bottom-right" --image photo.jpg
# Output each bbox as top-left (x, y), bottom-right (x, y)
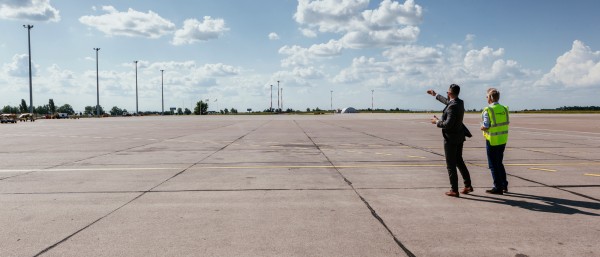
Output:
top-left (481, 88), bottom-right (509, 195)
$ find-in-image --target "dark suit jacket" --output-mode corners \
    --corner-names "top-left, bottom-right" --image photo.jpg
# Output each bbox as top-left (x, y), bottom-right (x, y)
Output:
top-left (435, 94), bottom-right (466, 144)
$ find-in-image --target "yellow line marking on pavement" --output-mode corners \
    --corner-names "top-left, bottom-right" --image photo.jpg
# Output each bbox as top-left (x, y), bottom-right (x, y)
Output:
top-left (471, 162), bottom-right (600, 167)
top-left (528, 167), bottom-right (557, 172)
top-left (375, 152), bottom-right (392, 156)
top-left (584, 173), bottom-right (600, 177)
top-left (2, 162), bottom-right (599, 173)
top-left (0, 167), bottom-right (180, 173)
top-left (196, 164), bottom-right (447, 169)
top-left (407, 155), bottom-right (426, 159)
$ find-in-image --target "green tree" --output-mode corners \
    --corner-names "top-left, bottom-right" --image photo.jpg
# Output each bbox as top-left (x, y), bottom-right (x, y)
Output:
top-left (88, 105), bottom-right (105, 115)
top-left (49, 99), bottom-right (56, 114)
top-left (177, 107), bottom-right (183, 115)
top-left (19, 99), bottom-right (28, 113)
top-left (110, 106), bottom-right (123, 116)
top-left (35, 105), bottom-right (50, 115)
top-left (84, 106), bottom-right (94, 115)
top-left (223, 108), bottom-right (229, 114)
top-left (184, 108), bottom-right (191, 115)
top-left (2, 105), bottom-right (18, 114)
top-left (193, 100), bottom-right (208, 115)
top-left (230, 108), bottom-right (238, 114)
top-left (57, 104), bottom-right (75, 114)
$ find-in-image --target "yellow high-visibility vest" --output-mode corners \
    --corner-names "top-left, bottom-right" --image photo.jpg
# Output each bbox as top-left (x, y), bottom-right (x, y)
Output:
top-left (482, 104), bottom-right (509, 146)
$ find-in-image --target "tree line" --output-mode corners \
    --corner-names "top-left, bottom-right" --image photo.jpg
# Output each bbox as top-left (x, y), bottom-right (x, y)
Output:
top-left (0, 98), bottom-right (243, 116)
top-left (2, 99), bottom-right (75, 115)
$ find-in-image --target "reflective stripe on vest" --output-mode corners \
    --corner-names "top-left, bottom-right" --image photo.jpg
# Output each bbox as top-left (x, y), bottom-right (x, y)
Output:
top-left (482, 104), bottom-right (509, 146)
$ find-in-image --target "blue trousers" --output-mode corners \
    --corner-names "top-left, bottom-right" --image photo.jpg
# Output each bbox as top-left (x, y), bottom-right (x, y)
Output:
top-left (486, 141), bottom-right (507, 190)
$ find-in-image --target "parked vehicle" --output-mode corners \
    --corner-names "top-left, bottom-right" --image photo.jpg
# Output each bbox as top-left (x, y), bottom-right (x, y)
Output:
top-left (1, 114), bottom-right (17, 123)
top-left (18, 113), bottom-right (35, 122)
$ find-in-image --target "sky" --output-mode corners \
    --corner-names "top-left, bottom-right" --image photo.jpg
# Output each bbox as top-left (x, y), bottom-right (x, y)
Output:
top-left (1, 0), bottom-right (600, 113)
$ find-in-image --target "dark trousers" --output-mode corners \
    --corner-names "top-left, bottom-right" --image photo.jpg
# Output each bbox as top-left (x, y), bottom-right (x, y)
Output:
top-left (444, 140), bottom-right (472, 192)
top-left (486, 141), bottom-right (507, 190)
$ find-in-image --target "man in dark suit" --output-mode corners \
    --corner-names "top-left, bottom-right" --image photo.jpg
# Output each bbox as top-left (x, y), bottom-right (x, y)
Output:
top-left (427, 84), bottom-right (473, 197)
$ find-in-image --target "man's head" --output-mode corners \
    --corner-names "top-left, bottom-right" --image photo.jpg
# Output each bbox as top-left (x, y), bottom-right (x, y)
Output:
top-left (487, 88), bottom-right (500, 103)
top-left (447, 84), bottom-right (460, 99)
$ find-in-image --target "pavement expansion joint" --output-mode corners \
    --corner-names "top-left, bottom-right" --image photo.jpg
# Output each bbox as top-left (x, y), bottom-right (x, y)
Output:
top-left (30, 120), bottom-right (272, 256)
top-left (299, 120), bottom-right (416, 256)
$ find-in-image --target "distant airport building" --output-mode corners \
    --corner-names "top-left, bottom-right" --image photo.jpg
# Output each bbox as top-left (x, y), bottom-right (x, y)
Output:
top-left (341, 107), bottom-right (358, 114)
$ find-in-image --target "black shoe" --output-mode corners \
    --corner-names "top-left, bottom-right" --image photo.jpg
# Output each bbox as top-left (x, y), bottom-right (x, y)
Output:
top-left (503, 188), bottom-right (508, 193)
top-left (486, 188), bottom-right (503, 195)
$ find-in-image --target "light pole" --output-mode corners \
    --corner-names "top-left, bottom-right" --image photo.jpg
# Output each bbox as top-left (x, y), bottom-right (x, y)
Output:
top-left (330, 90), bottom-right (333, 112)
top-left (23, 24), bottom-right (34, 113)
top-left (277, 80), bottom-right (280, 112)
top-left (134, 60), bottom-right (138, 115)
top-left (371, 89), bottom-right (374, 112)
top-left (93, 48), bottom-right (100, 116)
top-left (280, 87), bottom-right (283, 111)
top-left (160, 69), bottom-right (164, 115)
top-left (270, 84), bottom-right (273, 112)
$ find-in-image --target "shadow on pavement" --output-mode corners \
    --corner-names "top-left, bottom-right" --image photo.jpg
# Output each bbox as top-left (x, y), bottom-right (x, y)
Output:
top-left (463, 192), bottom-right (600, 216)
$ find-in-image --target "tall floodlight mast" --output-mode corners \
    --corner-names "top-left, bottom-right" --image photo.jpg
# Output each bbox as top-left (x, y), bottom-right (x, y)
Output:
top-left (23, 25), bottom-right (34, 113)
top-left (93, 48), bottom-right (101, 116)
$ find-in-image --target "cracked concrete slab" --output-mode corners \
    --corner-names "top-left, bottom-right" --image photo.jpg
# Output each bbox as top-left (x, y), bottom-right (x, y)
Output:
top-left (44, 191), bottom-right (405, 257)
top-left (0, 114), bottom-right (599, 256)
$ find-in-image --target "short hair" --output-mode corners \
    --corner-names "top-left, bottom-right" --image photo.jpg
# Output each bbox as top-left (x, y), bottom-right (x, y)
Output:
top-left (487, 88), bottom-right (500, 102)
top-left (449, 84), bottom-right (460, 97)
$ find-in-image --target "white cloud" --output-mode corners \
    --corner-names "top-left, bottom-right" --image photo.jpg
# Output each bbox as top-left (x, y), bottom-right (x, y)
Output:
top-left (361, 0), bottom-right (422, 27)
top-left (536, 40), bottom-right (600, 88)
top-left (463, 47), bottom-right (520, 80)
top-left (294, 0), bottom-right (369, 33)
top-left (268, 32), bottom-right (280, 40)
top-left (309, 39), bottom-right (343, 56)
top-left (200, 63), bottom-right (240, 76)
top-left (279, 45), bottom-right (311, 67)
top-left (333, 42), bottom-right (537, 102)
top-left (300, 28), bottom-right (317, 38)
top-left (146, 61), bottom-right (197, 72)
top-left (0, 0), bottom-right (60, 22)
top-left (293, 67), bottom-right (325, 79)
top-left (41, 64), bottom-right (79, 94)
top-left (3, 54), bottom-right (38, 77)
top-left (340, 25), bottom-right (420, 48)
top-left (333, 56), bottom-right (393, 84)
top-left (295, 0), bottom-right (422, 47)
top-left (79, 6), bottom-right (175, 38)
top-left (382, 44), bottom-right (442, 64)
top-left (279, 40), bottom-right (343, 67)
top-left (465, 34), bottom-right (476, 42)
top-left (172, 16), bottom-right (229, 45)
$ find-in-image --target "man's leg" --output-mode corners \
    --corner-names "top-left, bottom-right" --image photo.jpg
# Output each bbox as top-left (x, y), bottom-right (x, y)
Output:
top-left (486, 140), bottom-right (500, 189)
top-left (444, 141), bottom-right (459, 192)
top-left (497, 144), bottom-right (507, 191)
top-left (456, 141), bottom-right (472, 188)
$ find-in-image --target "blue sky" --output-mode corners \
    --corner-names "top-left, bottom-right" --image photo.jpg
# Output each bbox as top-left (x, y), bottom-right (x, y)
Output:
top-left (1, 0), bottom-right (599, 113)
